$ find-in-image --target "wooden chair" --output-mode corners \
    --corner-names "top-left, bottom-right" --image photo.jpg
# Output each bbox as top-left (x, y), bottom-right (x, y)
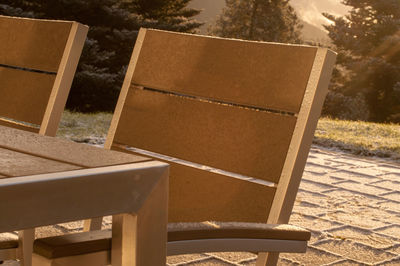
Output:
top-left (32, 28), bottom-right (336, 265)
top-left (0, 15), bottom-right (88, 265)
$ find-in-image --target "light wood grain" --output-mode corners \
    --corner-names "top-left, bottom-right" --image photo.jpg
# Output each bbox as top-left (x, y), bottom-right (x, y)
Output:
top-left (132, 29), bottom-right (317, 113)
top-left (0, 161), bottom-right (168, 232)
top-left (39, 22), bottom-right (88, 136)
top-left (0, 15), bottom-right (72, 72)
top-left (258, 48), bottom-right (337, 266)
top-left (167, 162), bottom-right (276, 223)
top-left (114, 88), bottom-right (296, 183)
top-left (0, 147), bottom-right (81, 177)
top-left (0, 126), bottom-right (149, 168)
top-left (0, 67), bottom-right (55, 125)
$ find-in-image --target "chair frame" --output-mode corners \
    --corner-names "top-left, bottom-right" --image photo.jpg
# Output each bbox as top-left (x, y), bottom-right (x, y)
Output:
top-left (0, 15), bottom-right (88, 266)
top-left (35, 28), bottom-right (336, 266)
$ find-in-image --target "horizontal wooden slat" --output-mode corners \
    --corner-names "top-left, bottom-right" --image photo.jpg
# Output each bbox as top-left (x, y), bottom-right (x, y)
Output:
top-left (0, 126), bottom-right (149, 168)
top-left (0, 147), bottom-right (81, 177)
top-left (0, 66), bottom-right (55, 125)
top-left (114, 88), bottom-right (296, 183)
top-left (0, 117), bottom-right (39, 133)
top-left (34, 230), bottom-right (112, 259)
top-left (0, 15), bottom-right (72, 72)
top-left (132, 29), bottom-right (317, 113)
top-left (168, 162), bottom-right (275, 223)
top-left (110, 146), bottom-right (276, 223)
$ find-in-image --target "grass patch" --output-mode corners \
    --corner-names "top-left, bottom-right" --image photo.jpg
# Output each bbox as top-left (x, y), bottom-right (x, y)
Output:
top-left (57, 111), bottom-right (400, 162)
top-left (315, 117), bottom-right (400, 161)
top-left (56, 111), bottom-right (112, 144)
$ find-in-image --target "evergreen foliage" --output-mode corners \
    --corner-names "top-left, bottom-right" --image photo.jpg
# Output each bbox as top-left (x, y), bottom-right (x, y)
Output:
top-left (0, 0), bottom-right (202, 112)
top-left (208, 0), bottom-right (302, 43)
top-left (323, 0), bottom-right (400, 123)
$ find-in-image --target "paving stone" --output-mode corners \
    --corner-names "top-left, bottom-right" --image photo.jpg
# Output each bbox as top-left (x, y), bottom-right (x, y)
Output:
top-left (296, 190), bottom-right (330, 207)
top-left (302, 171), bottom-right (344, 185)
top-left (35, 225), bottom-right (66, 238)
top-left (324, 259), bottom-right (366, 265)
top-left (304, 163), bottom-right (332, 175)
top-left (167, 254), bottom-right (210, 265)
top-left (292, 201), bottom-right (327, 217)
top-left (0, 232), bottom-right (17, 241)
top-left (385, 244), bottom-right (400, 254)
top-left (323, 209), bottom-right (389, 229)
top-left (369, 180), bottom-right (400, 191)
top-left (238, 256), bottom-right (301, 266)
top-left (347, 166), bottom-right (388, 177)
top-left (379, 191), bottom-right (400, 202)
top-left (185, 257), bottom-right (235, 265)
top-left (376, 257), bottom-right (400, 265)
top-left (330, 170), bottom-right (381, 184)
top-left (326, 226), bottom-right (396, 249)
top-left (323, 189), bottom-right (384, 208)
top-left (380, 173), bottom-right (400, 182)
top-left (329, 157), bottom-right (378, 168)
top-left (313, 239), bottom-right (396, 264)
top-left (299, 180), bottom-right (335, 194)
top-left (57, 220), bottom-right (83, 231)
top-left (306, 157), bottom-right (345, 168)
top-left (334, 181), bottom-right (390, 196)
top-left (289, 213), bottom-right (341, 232)
top-left (207, 252), bottom-right (256, 263)
top-left (375, 164), bottom-right (400, 175)
top-left (379, 200), bottom-right (400, 213)
top-left (375, 224), bottom-right (400, 239)
top-left (281, 246), bottom-right (341, 265)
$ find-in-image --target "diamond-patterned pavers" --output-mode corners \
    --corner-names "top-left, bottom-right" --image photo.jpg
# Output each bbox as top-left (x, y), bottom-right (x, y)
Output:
top-left (2, 145), bottom-right (399, 265)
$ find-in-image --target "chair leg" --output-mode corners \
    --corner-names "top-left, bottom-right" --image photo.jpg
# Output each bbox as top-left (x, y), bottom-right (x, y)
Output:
top-left (18, 229), bottom-right (35, 266)
top-left (83, 218), bottom-right (103, 231)
top-left (256, 252), bottom-right (279, 266)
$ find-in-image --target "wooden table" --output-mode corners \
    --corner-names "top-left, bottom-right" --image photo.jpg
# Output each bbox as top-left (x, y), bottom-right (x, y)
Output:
top-left (0, 125), bottom-right (169, 265)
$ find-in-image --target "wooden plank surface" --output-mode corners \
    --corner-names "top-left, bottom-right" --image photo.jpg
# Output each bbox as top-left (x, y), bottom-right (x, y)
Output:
top-left (114, 88), bottom-right (296, 183)
top-left (168, 162), bottom-right (275, 223)
top-left (0, 15), bottom-right (72, 72)
top-left (0, 147), bottom-right (80, 177)
top-left (131, 29), bottom-right (317, 113)
top-left (0, 66), bottom-right (55, 125)
top-left (0, 161), bottom-right (169, 232)
top-left (111, 147), bottom-right (276, 223)
top-left (0, 126), bottom-right (149, 168)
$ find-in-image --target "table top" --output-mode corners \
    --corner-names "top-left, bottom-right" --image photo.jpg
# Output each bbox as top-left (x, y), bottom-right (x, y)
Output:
top-left (0, 125), bottom-right (169, 233)
top-left (0, 125), bottom-right (150, 178)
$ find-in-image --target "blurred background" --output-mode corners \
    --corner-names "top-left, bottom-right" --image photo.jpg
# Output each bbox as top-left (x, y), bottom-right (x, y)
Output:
top-left (1, 0), bottom-right (399, 124)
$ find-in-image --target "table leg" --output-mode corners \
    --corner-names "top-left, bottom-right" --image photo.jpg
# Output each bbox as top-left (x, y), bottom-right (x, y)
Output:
top-left (111, 174), bottom-right (168, 266)
top-left (18, 228), bottom-right (35, 266)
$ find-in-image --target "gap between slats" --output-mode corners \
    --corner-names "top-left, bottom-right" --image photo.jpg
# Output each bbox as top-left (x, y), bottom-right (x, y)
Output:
top-left (140, 86), bottom-right (297, 117)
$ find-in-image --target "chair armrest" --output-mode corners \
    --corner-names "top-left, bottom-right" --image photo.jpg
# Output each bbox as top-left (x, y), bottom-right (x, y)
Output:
top-left (33, 222), bottom-right (310, 259)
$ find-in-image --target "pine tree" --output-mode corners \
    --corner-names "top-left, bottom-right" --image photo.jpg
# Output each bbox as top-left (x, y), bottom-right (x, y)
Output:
top-left (323, 0), bottom-right (400, 122)
top-left (0, 0), bottom-right (202, 112)
top-left (209, 0), bottom-right (302, 43)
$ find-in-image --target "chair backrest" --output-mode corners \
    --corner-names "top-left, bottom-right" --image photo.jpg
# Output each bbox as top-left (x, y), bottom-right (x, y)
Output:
top-left (106, 28), bottom-right (336, 224)
top-left (0, 15), bottom-right (88, 136)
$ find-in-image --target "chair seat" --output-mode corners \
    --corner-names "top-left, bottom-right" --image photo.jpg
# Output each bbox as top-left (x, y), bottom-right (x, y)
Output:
top-left (168, 222), bottom-right (311, 241)
top-left (33, 222), bottom-right (310, 259)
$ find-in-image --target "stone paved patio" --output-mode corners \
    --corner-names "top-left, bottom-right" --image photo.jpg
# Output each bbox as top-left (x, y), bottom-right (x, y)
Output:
top-left (2, 145), bottom-right (400, 265)
top-left (164, 146), bottom-right (400, 265)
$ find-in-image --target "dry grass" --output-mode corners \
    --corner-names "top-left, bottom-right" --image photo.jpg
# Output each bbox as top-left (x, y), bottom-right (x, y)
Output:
top-left (315, 117), bottom-right (400, 161)
top-left (56, 111), bottom-right (112, 145)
